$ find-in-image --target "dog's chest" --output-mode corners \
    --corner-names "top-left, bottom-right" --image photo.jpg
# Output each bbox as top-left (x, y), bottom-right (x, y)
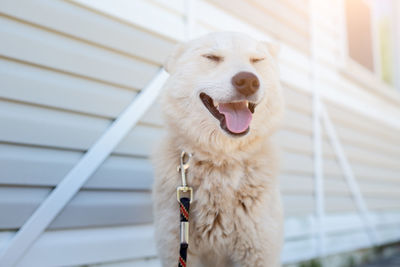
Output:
top-left (188, 160), bottom-right (267, 247)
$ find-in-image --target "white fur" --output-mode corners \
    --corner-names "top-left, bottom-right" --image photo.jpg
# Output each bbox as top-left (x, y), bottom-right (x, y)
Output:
top-left (152, 32), bottom-right (285, 267)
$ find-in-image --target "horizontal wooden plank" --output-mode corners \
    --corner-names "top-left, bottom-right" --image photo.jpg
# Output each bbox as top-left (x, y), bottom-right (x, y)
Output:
top-left (93, 258), bottom-right (161, 267)
top-left (0, 187), bottom-right (152, 230)
top-left (324, 141), bottom-right (400, 171)
top-left (281, 150), bottom-right (394, 184)
top-left (323, 157), bottom-right (400, 184)
top-left (325, 125), bottom-right (400, 159)
top-left (250, 0), bottom-right (309, 37)
top-left (326, 98), bottom-right (400, 144)
top-left (0, 144), bottom-right (153, 190)
top-left (284, 191), bottom-right (400, 216)
top-left (283, 237), bottom-right (316, 263)
top-left (72, 0), bottom-right (185, 41)
top-left (0, 15), bottom-right (158, 89)
top-left (275, 130), bottom-right (312, 155)
top-left (286, 211), bottom-right (400, 240)
top-left (338, 177), bottom-right (392, 198)
top-left (282, 150), bottom-right (396, 185)
top-left (0, 58), bottom-right (136, 119)
top-left (281, 109), bottom-right (312, 134)
top-left (328, 196), bottom-right (400, 213)
top-left (282, 194), bottom-right (399, 215)
top-left (281, 151), bottom-right (313, 175)
top-left (0, 0), bottom-right (175, 65)
top-left (283, 195), bottom-right (314, 216)
top-left (14, 224), bottom-right (156, 267)
top-left (324, 231), bottom-right (370, 256)
top-left (280, 174), bottom-right (329, 195)
top-left (281, 63), bottom-right (312, 92)
top-left (282, 86), bottom-right (312, 115)
top-left (280, 174), bottom-right (400, 199)
top-left (351, 163), bottom-right (400, 183)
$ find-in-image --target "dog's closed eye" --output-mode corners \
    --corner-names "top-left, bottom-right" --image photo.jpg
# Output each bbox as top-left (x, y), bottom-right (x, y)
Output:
top-left (203, 54), bottom-right (223, 63)
top-left (250, 57), bottom-right (266, 63)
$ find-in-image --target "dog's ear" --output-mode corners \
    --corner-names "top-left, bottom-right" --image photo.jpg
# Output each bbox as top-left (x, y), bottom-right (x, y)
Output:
top-left (261, 42), bottom-right (280, 59)
top-left (164, 43), bottom-right (186, 74)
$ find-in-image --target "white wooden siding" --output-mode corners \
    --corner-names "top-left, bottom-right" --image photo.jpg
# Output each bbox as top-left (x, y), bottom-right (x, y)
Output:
top-left (0, 0), bottom-right (399, 266)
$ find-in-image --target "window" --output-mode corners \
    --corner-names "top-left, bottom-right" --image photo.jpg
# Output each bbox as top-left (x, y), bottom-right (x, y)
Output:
top-left (345, 0), bottom-right (374, 72)
top-left (344, 0), bottom-right (398, 88)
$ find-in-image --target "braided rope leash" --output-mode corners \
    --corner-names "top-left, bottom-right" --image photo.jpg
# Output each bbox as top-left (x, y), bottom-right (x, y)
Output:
top-left (177, 151), bottom-right (193, 267)
top-left (178, 197), bottom-right (190, 267)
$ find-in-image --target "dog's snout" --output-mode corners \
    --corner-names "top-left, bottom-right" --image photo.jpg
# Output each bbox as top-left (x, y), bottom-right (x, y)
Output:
top-left (231, 72), bottom-right (260, 96)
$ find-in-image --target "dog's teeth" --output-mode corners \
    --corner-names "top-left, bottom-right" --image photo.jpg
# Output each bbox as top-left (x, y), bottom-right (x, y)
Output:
top-left (214, 101), bottom-right (219, 107)
top-left (246, 101), bottom-right (249, 107)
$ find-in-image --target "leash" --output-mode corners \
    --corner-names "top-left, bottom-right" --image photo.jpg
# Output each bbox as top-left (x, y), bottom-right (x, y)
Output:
top-left (177, 151), bottom-right (193, 267)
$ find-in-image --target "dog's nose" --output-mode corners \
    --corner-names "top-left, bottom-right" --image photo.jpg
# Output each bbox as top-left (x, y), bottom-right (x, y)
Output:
top-left (231, 72), bottom-right (260, 96)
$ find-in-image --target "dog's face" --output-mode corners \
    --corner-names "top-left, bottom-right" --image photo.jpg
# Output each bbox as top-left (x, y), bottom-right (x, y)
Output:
top-left (161, 32), bottom-right (283, 149)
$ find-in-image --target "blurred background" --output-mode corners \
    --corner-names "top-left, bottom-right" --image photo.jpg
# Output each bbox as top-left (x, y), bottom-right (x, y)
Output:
top-left (0, 0), bottom-right (399, 266)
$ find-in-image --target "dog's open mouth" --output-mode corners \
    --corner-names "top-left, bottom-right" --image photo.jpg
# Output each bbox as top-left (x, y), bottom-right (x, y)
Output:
top-left (200, 92), bottom-right (256, 136)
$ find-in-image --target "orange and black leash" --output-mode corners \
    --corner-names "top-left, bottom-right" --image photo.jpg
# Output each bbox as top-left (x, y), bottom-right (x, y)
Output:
top-left (177, 151), bottom-right (193, 267)
top-left (178, 197), bottom-right (190, 267)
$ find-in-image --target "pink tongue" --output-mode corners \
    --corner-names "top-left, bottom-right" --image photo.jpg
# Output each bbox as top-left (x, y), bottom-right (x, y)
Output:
top-left (217, 102), bottom-right (252, 133)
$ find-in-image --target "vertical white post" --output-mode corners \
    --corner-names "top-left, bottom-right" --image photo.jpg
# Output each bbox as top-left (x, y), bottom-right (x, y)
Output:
top-left (370, 1), bottom-right (382, 82)
top-left (309, 0), bottom-right (325, 257)
top-left (338, 0), bottom-right (348, 68)
top-left (184, 0), bottom-right (195, 40)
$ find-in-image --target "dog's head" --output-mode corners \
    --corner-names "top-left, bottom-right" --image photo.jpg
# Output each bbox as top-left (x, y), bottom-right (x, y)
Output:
top-left (161, 32), bottom-right (284, 151)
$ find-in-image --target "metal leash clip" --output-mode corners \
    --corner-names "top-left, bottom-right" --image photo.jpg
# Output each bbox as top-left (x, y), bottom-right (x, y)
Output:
top-left (177, 151), bottom-right (193, 203)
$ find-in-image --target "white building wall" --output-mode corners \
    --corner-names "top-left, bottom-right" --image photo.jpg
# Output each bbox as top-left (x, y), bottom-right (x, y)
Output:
top-left (0, 0), bottom-right (399, 266)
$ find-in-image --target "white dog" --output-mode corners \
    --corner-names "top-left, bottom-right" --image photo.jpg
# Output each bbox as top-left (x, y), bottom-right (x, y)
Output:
top-left (152, 32), bottom-right (284, 267)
